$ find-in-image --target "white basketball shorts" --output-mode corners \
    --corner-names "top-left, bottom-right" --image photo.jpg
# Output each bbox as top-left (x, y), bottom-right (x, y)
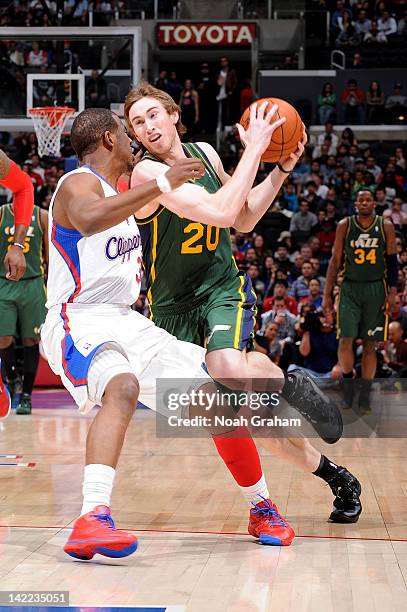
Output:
top-left (41, 303), bottom-right (210, 414)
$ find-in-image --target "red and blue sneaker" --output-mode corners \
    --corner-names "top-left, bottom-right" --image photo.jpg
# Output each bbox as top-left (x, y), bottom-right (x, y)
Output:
top-left (64, 505), bottom-right (138, 560)
top-left (0, 361), bottom-right (11, 420)
top-left (248, 497), bottom-right (295, 546)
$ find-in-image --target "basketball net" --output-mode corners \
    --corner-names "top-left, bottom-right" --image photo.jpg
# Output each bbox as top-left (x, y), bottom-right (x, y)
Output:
top-left (28, 106), bottom-right (75, 158)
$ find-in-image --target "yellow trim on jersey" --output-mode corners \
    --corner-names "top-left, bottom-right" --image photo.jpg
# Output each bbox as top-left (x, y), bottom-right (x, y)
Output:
top-left (353, 214), bottom-right (377, 233)
top-left (233, 272), bottom-right (245, 349)
top-left (39, 246), bottom-right (45, 277)
top-left (379, 215), bottom-right (386, 243)
top-left (384, 312), bottom-right (389, 341)
top-left (383, 278), bottom-right (389, 341)
top-left (141, 151), bottom-right (158, 162)
top-left (136, 205), bottom-right (166, 225)
top-left (336, 289), bottom-right (342, 340)
top-left (37, 206), bottom-right (46, 276)
top-left (345, 217), bottom-right (351, 239)
top-left (231, 255), bottom-right (257, 342)
top-left (147, 215), bottom-right (158, 319)
top-left (342, 217), bottom-right (352, 277)
top-left (36, 206), bottom-right (43, 235)
top-left (186, 143), bottom-right (222, 187)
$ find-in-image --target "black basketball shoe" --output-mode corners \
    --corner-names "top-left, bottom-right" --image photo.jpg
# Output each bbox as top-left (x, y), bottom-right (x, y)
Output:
top-left (282, 368), bottom-right (343, 444)
top-left (327, 466), bottom-right (362, 523)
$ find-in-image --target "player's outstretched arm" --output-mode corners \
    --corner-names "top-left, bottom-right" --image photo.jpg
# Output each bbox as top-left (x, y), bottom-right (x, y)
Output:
top-left (233, 126), bottom-right (307, 232)
top-left (0, 149), bottom-right (34, 281)
top-left (132, 102), bottom-right (285, 227)
top-left (322, 219), bottom-right (348, 313)
top-left (54, 159), bottom-right (204, 236)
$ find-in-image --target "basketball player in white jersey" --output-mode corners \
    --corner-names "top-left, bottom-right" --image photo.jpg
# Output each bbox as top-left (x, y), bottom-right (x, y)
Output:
top-left (41, 106), bottom-right (282, 560)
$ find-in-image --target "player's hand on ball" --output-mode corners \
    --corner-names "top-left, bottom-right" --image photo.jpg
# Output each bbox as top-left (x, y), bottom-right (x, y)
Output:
top-left (166, 159), bottom-right (205, 189)
top-left (235, 101), bottom-right (286, 155)
top-left (279, 124), bottom-right (307, 172)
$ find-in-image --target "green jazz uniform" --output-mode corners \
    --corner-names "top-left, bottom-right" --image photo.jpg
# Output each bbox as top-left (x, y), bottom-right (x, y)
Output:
top-left (138, 142), bottom-right (257, 352)
top-left (338, 214), bottom-right (388, 341)
top-left (0, 204), bottom-right (46, 338)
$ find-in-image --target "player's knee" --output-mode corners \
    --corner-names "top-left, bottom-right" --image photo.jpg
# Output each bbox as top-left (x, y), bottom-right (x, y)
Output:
top-left (0, 336), bottom-right (14, 350)
top-left (104, 374), bottom-right (139, 412)
top-left (206, 349), bottom-right (244, 381)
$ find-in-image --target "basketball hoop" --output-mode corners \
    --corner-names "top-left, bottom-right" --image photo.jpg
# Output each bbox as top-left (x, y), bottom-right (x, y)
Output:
top-left (28, 106), bottom-right (75, 158)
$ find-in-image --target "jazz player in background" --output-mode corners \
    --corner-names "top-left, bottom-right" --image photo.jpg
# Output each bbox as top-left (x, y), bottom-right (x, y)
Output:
top-left (0, 150), bottom-right (34, 419)
top-left (323, 189), bottom-right (397, 414)
top-left (0, 202), bottom-right (48, 415)
top-left (125, 83), bottom-right (362, 537)
top-left (41, 106), bottom-right (280, 560)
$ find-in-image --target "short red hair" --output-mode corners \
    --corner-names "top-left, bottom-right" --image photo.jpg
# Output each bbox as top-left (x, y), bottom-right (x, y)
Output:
top-left (124, 81), bottom-right (186, 137)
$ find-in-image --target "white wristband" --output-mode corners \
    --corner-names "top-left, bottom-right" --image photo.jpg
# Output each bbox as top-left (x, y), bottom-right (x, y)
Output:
top-left (156, 172), bottom-right (172, 193)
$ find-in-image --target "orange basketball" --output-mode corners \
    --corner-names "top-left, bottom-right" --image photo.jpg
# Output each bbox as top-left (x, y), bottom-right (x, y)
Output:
top-left (240, 97), bottom-right (303, 163)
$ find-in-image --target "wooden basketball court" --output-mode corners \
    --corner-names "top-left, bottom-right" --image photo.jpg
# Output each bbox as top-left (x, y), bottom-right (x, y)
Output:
top-left (1, 390), bottom-right (407, 612)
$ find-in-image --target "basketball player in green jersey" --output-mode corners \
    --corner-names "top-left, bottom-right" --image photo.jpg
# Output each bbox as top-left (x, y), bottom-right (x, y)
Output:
top-left (323, 189), bottom-right (397, 413)
top-left (125, 83), bottom-right (361, 526)
top-left (0, 203), bottom-right (48, 415)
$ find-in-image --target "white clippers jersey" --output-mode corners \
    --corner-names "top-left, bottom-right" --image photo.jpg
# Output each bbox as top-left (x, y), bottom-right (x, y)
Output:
top-left (46, 165), bottom-right (142, 308)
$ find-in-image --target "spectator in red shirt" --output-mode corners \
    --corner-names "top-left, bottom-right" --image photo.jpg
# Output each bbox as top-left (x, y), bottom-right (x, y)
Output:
top-left (315, 218), bottom-right (336, 260)
top-left (262, 279), bottom-right (298, 315)
top-left (341, 79), bottom-right (365, 124)
top-left (240, 79), bottom-right (255, 114)
top-left (22, 161), bottom-right (43, 190)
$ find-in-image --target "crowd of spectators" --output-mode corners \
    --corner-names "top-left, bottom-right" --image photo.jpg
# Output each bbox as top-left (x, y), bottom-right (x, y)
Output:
top-left (0, 1), bottom-right (177, 25)
top-left (330, 0), bottom-right (407, 46)
top-left (327, 0), bottom-right (407, 72)
top-left (155, 57), bottom-right (254, 138)
top-left (0, 33), bottom-right (124, 114)
top-left (317, 79), bottom-right (407, 124)
top-left (0, 1), bottom-right (92, 27)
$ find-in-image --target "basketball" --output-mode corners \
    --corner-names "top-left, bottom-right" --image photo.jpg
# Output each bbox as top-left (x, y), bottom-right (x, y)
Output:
top-left (239, 97), bottom-right (303, 163)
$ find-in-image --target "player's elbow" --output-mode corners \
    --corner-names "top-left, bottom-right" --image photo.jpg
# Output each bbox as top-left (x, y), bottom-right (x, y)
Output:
top-left (75, 216), bottom-right (97, 237)
top-left (214, 212), bottom-right (235, 228)
top-left (232, 216), bottom-right (255, 233)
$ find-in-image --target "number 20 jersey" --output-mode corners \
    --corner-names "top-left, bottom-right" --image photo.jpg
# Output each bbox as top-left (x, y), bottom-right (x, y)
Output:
top-left (343, 214), bottom-right (386, 283)
top-left (138, 143), bottom-right (237, 314)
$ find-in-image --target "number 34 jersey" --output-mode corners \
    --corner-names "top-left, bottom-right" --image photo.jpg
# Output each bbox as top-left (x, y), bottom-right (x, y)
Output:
top-left (343, 214), bottom-right (386, 283)
top-left (138, 143), bottom-right (237, 314)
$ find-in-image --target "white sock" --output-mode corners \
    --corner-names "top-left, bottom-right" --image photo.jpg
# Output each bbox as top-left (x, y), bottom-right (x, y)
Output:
top-left (81, 464), bottom-right (116, 516)
top-left (239, 474), bottom-right (270, 507)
